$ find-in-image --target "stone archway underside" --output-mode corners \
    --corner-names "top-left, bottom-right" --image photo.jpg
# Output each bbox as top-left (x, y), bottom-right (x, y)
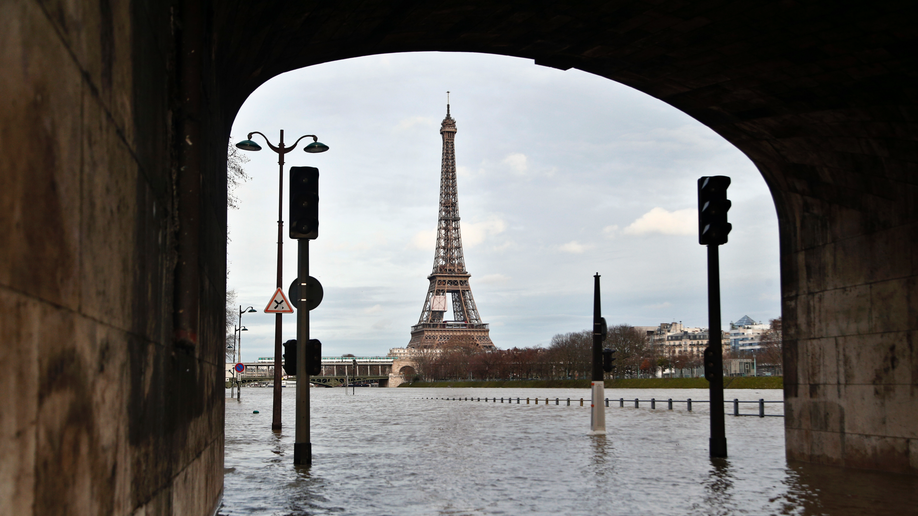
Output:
top-left (4, 1), bottom-right (917, 514)
top-left (213, 2), bottom-right (917, 474)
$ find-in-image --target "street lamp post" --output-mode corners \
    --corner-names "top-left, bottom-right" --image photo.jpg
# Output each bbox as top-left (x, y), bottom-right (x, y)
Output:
top-left (236, 131), bottom-right (328, 431)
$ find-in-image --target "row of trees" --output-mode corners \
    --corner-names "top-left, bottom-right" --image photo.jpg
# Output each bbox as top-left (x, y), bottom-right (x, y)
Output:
top-left (411, 324), bottom-right (658, 382)
top-left (409, 319), bottom-right (783, 382)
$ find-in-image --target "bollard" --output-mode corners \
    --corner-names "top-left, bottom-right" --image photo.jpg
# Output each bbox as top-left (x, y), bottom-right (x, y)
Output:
top-left (527, 397), bottom-right (530, 404)
top-left (556, 398), bottom-right (559, 405)
top-left (605, 398), bottom-right (609, 407)
top-left (567, 398), bottom-right (570, 406)
top-left (760, 399), bottom-right (765, 417)
top-left (535, 398), bottom-right (538, 405)
top-left (580, 398), bottom-right (584, 406)
top-left (546, 398), bottom-right (549, 405)
top-left (619, 398), bottom-right (624, 407)
top-left (635, 398), bottom-right (639, 408)
top-left (517, 397), bottom-right (520, 404)
top-left (687, 398), bottom-right (692, 411)
top-left (734, 398), bottom-right (739, 416)
top-left (668, 398), bottom-right (673, 410)
top-left (501, 397), bottom-right (503, 403)
top-left (651, 398), bottom-right (656, 409)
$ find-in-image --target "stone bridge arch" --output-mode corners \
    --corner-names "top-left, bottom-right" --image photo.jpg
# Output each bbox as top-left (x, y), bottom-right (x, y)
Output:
top-left (211, 3), bottom-right (917, 474)
top-left (389, 359), bottom-right (419, 388)
top-left (4, 1), bottom-right (918, 514)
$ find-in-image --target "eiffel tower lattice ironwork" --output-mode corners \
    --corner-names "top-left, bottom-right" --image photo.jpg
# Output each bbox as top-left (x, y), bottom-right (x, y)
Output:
top-left (408, 102), bottom-right (494, 350)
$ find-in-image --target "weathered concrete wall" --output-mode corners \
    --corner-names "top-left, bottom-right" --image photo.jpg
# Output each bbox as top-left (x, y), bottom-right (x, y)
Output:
top-left (1, 0), bottom-right (226, 514)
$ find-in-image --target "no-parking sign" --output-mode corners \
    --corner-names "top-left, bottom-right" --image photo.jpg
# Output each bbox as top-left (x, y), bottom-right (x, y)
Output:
top-left (234, 363), bottom-right (245, 373)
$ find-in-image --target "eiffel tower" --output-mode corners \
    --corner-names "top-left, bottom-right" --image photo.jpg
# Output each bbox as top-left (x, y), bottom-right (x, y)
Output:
top-left (408, 100), bottom-right (494, 350)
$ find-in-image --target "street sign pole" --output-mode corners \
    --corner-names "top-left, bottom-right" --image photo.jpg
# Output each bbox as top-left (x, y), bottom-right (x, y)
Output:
top-left (294, 239), bottom-right (311, 466)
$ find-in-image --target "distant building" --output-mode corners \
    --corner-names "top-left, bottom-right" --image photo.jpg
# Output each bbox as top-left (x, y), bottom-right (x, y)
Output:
top-left (729, 315), bottom-right (769, 354)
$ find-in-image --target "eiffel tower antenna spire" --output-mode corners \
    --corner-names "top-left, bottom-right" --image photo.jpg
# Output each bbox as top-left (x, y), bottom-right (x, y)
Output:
top-left (408, 102), bottom-right (494, 350)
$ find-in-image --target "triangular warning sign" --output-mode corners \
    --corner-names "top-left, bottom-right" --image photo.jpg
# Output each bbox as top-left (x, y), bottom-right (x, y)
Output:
top-left (264, 288), bottom-right (294, 313)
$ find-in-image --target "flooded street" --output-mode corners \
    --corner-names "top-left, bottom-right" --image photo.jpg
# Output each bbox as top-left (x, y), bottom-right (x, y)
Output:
top-left (221, 387), bottom-right (917, 515)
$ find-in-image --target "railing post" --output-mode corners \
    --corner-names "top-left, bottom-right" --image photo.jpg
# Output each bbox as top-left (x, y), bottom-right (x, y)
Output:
top-left (688, 398), bottom-right (692, 411)
top-left (668, 398), bottom-right (673, 410)
top-left (733, 398), bottom-right (739, 416)
top-left (635, 398), bottom-right (639, 408)
top-left (619, 398), bottom-right (624, 407)
top-left (651, 398), bottom-right (656, 409)
top-left (759, 399), bottom-right (765, 418)
top-left (580, 398), bottom-right (584, 406)
top-left (605, 398), bottom-right (609, 407)
top-left (556, 398), bottom-right (559, 405)
top-left (567, 398), bottom-right (570, 406)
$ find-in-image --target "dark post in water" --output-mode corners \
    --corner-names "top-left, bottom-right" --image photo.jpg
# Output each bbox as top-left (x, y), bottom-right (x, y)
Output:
top-left (698, 175), bottom-right (732, 458)
top-left (591, 273), bottom-right (607, 434)
top-left (294, 239), bottom-right (311, 465)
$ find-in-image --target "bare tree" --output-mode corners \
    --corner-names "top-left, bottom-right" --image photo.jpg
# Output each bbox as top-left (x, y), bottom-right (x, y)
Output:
top-left (227, 138), bottom-right (251, 210)
top-left (757, 317), bottom-right (783, 374)
top-left (604, 324), bottom-right (649, 378)
top-left (546, 331), bottom-right (591, 379)
top-left (225, 139), bottom-right (249, 364)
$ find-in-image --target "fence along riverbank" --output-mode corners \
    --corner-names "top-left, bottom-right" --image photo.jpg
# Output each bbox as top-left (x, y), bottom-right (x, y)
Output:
top-left (422, 396), bottom-right (784, 417)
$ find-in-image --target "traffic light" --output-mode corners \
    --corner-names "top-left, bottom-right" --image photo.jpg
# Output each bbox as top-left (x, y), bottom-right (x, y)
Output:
top-left (704, 346), bottom-right (716, 381)
top-left (290, 166), bottom-right (319, 239)
top-left (602, 348), bottom-right (616, 373)
top-left (307, 339), bottom-right (322, 376)
top-left (282, 339), bottom-right (297, 375)
top-left (697, 176), bottom-right (732, 245)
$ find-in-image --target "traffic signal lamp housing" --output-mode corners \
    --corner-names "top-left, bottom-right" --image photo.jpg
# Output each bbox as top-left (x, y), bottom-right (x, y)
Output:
top-left (704, 346), bottom-right (716, 381)
top-left (283, 338), bottom-right (322, 375)
top-left (290, 166), bottom-right (319, 239)
top-left (602, 348), bottom-right (616, 373)
top-left (698, 176), bottom-right (732, 246)
top-left (308, 339), bottom-right (322, 376)
top-left (282, 339), bottom-right (297, 375)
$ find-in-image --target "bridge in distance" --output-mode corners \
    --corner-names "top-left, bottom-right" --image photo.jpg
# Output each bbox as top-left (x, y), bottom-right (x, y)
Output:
top-left (227, 355), bottom-right (410, 387)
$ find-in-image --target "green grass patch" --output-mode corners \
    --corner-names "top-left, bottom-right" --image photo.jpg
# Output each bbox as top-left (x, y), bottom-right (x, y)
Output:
top-left (400, 377), bottom-right (782, 389)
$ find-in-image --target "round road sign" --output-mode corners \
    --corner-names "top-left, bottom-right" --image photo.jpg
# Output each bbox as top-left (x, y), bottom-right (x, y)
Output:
top-left (234, 363), bottom-right (245, 373)
top-left (287, 276), bottom-right (324, 310)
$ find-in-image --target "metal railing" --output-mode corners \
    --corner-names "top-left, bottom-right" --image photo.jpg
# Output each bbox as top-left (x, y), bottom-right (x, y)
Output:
top-left (423, 396), bottom-right (784, 417)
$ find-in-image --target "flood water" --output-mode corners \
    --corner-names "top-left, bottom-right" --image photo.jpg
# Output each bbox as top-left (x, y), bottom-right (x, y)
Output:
top-left (220, 386), bottom-right (918, 516)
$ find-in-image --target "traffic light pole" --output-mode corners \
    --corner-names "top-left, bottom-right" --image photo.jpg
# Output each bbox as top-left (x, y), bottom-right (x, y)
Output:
top-left (706, 244), bottom-right (728, 458)
top-left (294, 239), bottom-right (311, 466)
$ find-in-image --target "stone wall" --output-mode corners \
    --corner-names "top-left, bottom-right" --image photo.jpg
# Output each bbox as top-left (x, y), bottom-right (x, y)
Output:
top-left (1, 0), bottom-right (226, 513)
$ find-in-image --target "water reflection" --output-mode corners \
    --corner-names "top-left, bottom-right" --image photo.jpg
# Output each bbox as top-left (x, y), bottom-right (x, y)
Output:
top-left (220, 387), bottom-right (917, 516)
top-left (698, 458), bottom-right (735, 516)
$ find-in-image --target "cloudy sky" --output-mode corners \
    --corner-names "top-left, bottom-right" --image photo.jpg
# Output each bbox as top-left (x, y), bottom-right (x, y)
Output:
top-left (227, 52), bottom-right (780, 361)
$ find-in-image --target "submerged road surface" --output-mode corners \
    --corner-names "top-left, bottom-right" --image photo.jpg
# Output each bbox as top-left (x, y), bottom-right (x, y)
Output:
top-left (221, 387), bottom-right (917, 515)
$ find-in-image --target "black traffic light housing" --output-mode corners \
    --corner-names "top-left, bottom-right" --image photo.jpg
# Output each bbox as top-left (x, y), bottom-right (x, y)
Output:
top-left (698, 176), bottom-right (732, 246)
top-left (308, 339), bottom-right (322, 376)
top-left (282, 339), bottom-right (297, 375)
top-left (602, 348), bottom-right (616, 373)
top-left (290, 166), bottom-right (319, 239)
top-left (703, 346), bottom-right (716, 381)
top-left (283, 338), bottom-right (322, 375)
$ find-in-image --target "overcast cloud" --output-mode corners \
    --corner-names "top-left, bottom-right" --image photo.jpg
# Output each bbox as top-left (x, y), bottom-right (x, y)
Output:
top-left (227, 52), bottom-right (780, 361)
